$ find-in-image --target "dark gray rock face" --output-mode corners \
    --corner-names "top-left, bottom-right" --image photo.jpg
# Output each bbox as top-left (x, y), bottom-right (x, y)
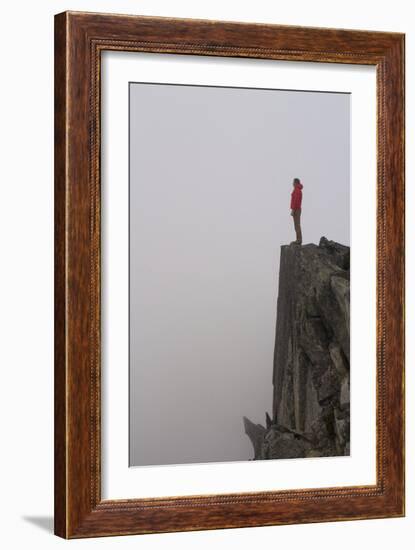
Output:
top-left (244, 237), bottom-right (350, 459)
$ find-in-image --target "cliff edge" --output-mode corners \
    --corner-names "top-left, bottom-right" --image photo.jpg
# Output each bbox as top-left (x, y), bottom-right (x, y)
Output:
top-left (244, 237), bottom-right (350, 459)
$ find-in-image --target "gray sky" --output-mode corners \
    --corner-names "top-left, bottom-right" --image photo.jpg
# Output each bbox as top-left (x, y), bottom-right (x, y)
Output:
top-left (129, 82), bottom-right (350, 466)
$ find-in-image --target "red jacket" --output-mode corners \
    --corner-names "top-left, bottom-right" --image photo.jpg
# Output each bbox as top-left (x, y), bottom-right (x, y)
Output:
top-left (290, 183), bottom-right (303, 210)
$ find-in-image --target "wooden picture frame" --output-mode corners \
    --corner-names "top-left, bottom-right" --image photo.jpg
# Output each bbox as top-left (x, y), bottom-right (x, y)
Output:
top-left (54, 11), bottom-right (405, 538)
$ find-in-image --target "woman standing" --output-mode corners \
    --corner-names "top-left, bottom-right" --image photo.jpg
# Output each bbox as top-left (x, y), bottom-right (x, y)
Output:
top-left (290, 178), bottom-right (303, 245)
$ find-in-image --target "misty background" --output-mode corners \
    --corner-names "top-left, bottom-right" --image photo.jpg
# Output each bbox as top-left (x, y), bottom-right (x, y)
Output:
top-left (129, 82), bottom-right (350, 466)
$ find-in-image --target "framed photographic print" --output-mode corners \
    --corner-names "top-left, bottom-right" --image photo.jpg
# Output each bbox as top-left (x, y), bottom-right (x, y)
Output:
top-left (54, 11), bottom-right (405, 538)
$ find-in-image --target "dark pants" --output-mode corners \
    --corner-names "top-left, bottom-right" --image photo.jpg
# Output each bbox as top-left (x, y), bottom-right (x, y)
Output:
top-left (292, 209), bottom-right (302, 243)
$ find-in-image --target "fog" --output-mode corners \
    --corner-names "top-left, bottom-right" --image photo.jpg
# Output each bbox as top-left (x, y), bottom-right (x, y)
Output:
top-left (129, 82), bottom-right (350, 466)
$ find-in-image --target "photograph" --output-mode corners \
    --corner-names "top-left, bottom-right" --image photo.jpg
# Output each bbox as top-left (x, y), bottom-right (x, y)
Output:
top-left (51, 10), bottom-right (404, 538)
top-left (0, 0), bottom-right (409, 544)
top-left (128, 82), bottom-right (350, 467)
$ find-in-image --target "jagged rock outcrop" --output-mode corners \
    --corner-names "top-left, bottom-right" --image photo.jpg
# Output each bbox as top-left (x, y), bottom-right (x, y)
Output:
top-left (244, 237), bottom-right (350, 459)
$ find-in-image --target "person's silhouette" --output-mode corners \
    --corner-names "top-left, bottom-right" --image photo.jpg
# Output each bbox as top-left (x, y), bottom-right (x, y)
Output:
top-left (290, 178), bottom-right (303, 245)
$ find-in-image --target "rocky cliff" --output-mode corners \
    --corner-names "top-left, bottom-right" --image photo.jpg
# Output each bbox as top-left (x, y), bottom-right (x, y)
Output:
top-left (244, 237), bottom-right (350, 459)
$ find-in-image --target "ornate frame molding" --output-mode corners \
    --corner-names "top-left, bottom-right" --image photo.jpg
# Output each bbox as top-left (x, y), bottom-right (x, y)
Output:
top-left (55, 11), bottom-right (405, 538)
